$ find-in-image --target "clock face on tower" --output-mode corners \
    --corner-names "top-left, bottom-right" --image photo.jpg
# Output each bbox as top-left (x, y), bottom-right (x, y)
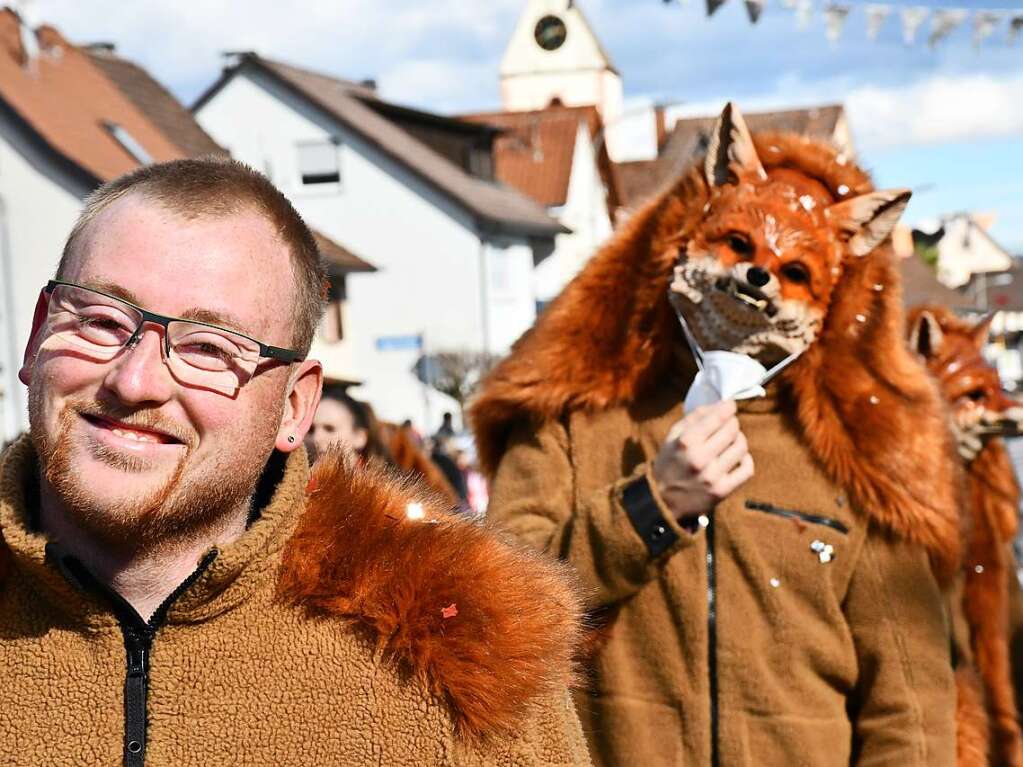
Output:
top-left (534, 15), bottom-right (567, 51)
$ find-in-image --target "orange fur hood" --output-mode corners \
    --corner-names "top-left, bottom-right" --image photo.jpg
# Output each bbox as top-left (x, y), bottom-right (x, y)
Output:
top-left (471, 132), bottom-right (962, 580)
top-left (276, 451), bottom-right (584, 740)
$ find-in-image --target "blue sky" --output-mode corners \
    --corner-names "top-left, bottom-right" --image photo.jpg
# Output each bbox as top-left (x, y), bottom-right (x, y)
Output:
top-left (29, 0), bottom-right (1023, 249)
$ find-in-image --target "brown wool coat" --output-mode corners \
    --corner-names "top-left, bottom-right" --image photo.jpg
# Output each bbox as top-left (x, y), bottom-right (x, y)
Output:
top-left (472, 134), bottom-right (962, 766)
top-left (0, 438), bottom-right (590, 766)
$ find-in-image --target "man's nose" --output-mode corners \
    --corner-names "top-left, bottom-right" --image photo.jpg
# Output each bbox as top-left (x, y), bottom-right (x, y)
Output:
top-left (101, 326), bottom-right (175, 406)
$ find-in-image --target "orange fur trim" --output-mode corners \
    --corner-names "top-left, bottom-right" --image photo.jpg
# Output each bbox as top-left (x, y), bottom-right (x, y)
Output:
top-left (471, 132), bottom-right (961, 580)
top-left (956, 666), bottom-right (991, 767)
top-left (276, 450), bottom-right (584, 740)
top-left (965, 441), bottom-right (1023, 766)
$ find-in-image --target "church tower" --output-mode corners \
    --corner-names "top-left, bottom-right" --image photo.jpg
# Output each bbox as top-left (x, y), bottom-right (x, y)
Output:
top-left (500, 1), bottom-right (624, 142)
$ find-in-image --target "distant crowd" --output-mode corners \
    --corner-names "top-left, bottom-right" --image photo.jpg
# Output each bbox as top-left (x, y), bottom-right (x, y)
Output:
top-left (304, 384), bottom-right (488, 516)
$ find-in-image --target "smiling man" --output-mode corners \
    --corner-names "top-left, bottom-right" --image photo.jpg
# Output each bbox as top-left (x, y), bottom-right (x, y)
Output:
top-left (0, 158), bottom-right (587, 766)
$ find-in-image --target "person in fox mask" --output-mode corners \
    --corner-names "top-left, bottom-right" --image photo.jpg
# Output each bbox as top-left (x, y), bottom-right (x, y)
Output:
top-left (472, 104), bottom-right (962, 766)
top-left (909, 306), bottom-right (1023, 766)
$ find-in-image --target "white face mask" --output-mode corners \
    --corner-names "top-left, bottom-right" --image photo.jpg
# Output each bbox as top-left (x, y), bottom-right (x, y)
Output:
top-left (674, 302), bottom-right (802, 412)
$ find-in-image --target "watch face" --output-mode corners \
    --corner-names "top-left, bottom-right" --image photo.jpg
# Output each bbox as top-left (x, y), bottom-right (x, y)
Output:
top-left (534, 15), bottom-right (567, 51)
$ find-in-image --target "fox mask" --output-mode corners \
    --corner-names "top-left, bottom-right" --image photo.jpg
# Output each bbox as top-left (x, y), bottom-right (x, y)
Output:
top-left (670, 103), bottom-right (911, 364)
top-left (909, 305), bottom-right (1023, 461)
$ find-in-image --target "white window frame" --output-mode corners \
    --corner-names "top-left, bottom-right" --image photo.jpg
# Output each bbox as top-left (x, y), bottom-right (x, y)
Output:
top-left (296, 138), bottom-right (341, 189)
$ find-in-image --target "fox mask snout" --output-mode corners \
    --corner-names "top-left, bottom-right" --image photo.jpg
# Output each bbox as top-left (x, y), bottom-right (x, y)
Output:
top-left (670, 103), bottom-right (910, 364)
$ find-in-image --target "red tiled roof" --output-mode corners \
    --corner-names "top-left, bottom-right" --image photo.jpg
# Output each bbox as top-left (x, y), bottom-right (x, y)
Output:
top-left (460, 105), bottom-right (620, 216)
top-left (900, 254), bottom-right (975, 311)
top-left (0, 9), bottom-right (184, 182)
top-left (618, 104), bottom-right (846, 210)
top-left (86, 45), bottom-right (227, 159)
top-left (194, 54), bottom-right (567, 238)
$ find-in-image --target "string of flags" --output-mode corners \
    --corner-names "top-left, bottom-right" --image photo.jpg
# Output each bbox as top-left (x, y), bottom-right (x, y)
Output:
top-left (668, 0), bottom-right (1023, 48)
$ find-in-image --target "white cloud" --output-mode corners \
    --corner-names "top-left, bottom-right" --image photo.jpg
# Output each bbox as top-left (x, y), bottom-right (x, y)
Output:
top-left (845, 72), bottom-right (1023, 151)
top-left (29, 0), bottom-right (523, 105)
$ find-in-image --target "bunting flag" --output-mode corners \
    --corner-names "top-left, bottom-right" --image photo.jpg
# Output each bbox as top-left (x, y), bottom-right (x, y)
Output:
top-left (973, 11), bottom-right (1000, 47)
top-left (900, 6), bottom-right (929, 45)
top-left (928, 9), bottom-right (967, 48)
top-left (796, 0), bottom-right (813, 29)
top-left (685, 0), bottom-right (1023, 52)
top-left (745, 0), bottom-right (764, 24)
top-left (1010, 15), bottom-right (1023, 45)
top-left (865, 4), bottom-right (891, 40)
top-left (824, 4), bottom-right (850, 42)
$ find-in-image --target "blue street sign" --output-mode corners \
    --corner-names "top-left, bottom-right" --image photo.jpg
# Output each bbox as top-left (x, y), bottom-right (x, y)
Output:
top-left (375, 334), bottom-right (423, 351)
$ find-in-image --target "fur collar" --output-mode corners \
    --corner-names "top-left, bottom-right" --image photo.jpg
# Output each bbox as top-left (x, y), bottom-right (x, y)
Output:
top-left (0, 441), bottom-right (582, 740)
top-left (276, 451), bottom-right (583, 740)
top-left (471, 133), bottom-right (961, 581)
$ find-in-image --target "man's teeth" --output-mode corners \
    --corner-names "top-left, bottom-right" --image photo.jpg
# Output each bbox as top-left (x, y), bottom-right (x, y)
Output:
top-left (111, 427), bottom-right (158, 443)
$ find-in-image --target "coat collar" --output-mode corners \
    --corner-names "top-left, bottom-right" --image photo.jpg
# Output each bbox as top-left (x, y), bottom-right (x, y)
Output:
top-left (0, 435), bottom-right (309, 629)
top-left (471, 132), bottom-right (962, 582)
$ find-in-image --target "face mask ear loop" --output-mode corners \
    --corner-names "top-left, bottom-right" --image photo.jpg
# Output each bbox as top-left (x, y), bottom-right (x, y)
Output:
top-left (759, 349), bottom-right (802, 387)
top-left (669, 293), bottom-right (704, 373)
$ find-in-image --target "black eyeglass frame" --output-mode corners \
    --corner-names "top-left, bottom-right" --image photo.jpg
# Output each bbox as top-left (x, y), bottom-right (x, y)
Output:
top-left (44, 279), bottom-right (305, 365)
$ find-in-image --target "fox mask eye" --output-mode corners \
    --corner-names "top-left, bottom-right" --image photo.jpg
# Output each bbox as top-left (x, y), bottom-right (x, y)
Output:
top-left (727, 233), bottom-right (753, 257)
top-left (965, 389), bottom-right (986, 403)
top-left (780, 262), bottom-right (811, 284)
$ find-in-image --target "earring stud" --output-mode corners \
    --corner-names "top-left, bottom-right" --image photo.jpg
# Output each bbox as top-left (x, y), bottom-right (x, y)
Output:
top-left (287, 435), bottom-right (296, 444)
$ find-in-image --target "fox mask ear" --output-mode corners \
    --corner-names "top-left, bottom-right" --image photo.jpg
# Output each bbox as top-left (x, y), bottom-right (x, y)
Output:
top-left (909, 310), bottom-right (944, 359)
top-left (970, 313), bottom-right (995, 350)
top-left (705, 102), bottom-right (766, 188)
top-left (825, 189), bottom-right (912, 258)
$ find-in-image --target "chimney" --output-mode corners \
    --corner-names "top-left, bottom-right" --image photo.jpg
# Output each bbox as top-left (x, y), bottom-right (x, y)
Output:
top-left (654, 104), bottom-right (668, 154)
top-left (359, 78), bottom-right (377, 92)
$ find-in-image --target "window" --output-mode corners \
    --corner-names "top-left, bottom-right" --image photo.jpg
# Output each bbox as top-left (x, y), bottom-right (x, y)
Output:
top-left (297, 140), bottom-right (340, 186)
top-left (104, 123), bottom-right (152, 165)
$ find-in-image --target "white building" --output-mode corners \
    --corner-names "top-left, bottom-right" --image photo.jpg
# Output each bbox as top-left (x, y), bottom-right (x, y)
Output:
top-left (460, 106), bottom-right (616, 307)
top-left (194, 54), bottom-right (566, 430)
top-left (500, 0), bottom-right (628, 161)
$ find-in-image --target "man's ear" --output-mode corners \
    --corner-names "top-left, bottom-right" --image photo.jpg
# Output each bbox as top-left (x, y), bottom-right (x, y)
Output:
top-left (825, 189), bottom-right (912, 258)
top-left (909, 310), bottom-right (943, 359)
top-left (275, 358), bottom-right (323, 453)
top-left (704, 102), bottom-right (766, 188)
top-left (17, 289), bottom-right (51, 386)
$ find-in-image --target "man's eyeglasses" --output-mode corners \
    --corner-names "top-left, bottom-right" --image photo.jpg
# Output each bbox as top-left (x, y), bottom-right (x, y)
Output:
top-left (41, 280), bottom-right (304, 395)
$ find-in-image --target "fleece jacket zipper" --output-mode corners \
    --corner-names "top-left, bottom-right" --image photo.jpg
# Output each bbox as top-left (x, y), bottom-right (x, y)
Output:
top-left (114, 551), bottom-right (217, 766)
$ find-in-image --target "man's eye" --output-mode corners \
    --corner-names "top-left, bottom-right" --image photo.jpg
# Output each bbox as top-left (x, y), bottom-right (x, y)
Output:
top-left (780, 263), bottom-right (811, 284)
top-left (727, 234), bottom-right (753, 257)
top-left (78, 315), bottom-right (125, 331)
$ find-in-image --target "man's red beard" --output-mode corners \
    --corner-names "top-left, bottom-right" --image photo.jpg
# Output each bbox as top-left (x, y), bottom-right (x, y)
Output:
top-left (28, 389), bottom-right (275, 547)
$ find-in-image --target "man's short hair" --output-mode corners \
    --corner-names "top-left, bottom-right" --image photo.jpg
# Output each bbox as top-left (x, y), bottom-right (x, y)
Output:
top-left (57, 157), bottom-right (327, 354)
